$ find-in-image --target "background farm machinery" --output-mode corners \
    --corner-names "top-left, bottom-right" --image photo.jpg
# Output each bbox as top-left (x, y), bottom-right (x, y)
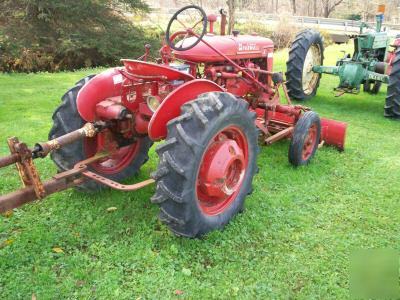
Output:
top-left (0, 6), bottom-right (346, 237)
top-left (286, 4), bottom-right (400, 119)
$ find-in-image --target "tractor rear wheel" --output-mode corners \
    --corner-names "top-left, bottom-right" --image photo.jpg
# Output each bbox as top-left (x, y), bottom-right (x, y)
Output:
top-left (288, 111), bottom-right (321, 166)
top-left (385, 50), bottom-right (400, 119)
top-left (286, 29), bottom-right (324, 101)
top-left (49, 75), bottom-right (152, 191)
top-left (151, 92), bottom-right (258, 237)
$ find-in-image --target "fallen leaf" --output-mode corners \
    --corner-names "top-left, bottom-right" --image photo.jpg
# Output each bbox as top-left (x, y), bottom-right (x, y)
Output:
top-left (174, 290), bottom-right (184, 295)
top-left (106, 207), bottom-right (117, 212)
top-left (52, 247), bottom-right (64, 253)
top-left (1, 210), bottom-right (13, 218)
top-left (182, 268), bottom-right (191, 276)
top-left (76, 280), bottom-right (85, 287)
top-left (0, 239), bottom-right (14, 249)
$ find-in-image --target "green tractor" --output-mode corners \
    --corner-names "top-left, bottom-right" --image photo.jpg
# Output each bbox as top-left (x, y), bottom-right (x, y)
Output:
top-left (286, 4), bottom-right (400, 119)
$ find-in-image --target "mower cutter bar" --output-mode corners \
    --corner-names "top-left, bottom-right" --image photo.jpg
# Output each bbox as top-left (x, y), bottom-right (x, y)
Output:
top-left (0, 123), bottom-right (154, 213)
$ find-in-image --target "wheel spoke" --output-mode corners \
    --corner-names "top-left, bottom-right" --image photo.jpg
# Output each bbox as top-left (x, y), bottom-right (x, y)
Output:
top-left (191, 18), bottom-right (204, 30)
top-left (175, 17), bottom-right (188, 30)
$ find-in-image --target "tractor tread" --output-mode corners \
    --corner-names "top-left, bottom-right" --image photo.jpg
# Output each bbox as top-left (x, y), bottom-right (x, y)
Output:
top-left (286, 29), bottom-right (324, 101)
top-left (151, 92), bottom-right (258, 237)
top-left (288, 111), bottom-right (321, 166)
top-left (163, 151), bottom-right (187, 177)
top-left (385, 49), bottom-right (400, 119)
top-left (49, 74), bottom-right (152, 191)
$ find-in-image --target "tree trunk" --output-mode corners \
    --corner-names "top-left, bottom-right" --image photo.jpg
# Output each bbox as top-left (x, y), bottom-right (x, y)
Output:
top-left (313, 0), bottom-right (317, 17)
top-left (322, 0), bottom-right (344, 18)
top-left (227, 0), bottom-right (236, 34)
top-left (291, 0), bottom-right (296, 15)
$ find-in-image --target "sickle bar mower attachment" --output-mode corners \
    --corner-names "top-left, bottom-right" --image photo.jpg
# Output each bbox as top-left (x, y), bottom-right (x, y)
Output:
top-left (0, 122), bottom-right (154, 213)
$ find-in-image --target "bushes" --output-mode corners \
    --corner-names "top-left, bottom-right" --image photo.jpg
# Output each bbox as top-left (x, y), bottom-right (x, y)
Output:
top-left (0, 26), bottom-right (163, 73)
top-left (236, 18), bottom-right (299, 49)
top-left (236, 19), bottom-right (334, 50)
top-left (0, 0), bottom-right (162, 72)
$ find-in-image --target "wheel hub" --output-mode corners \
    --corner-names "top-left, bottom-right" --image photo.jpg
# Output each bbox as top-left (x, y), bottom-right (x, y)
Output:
top-left (302, 124), bottom-right (317, 160)
top-left (198, 139), bottom-right (245, 200)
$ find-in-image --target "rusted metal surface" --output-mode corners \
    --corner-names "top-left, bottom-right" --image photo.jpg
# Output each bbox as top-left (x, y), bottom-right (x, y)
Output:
top-left (8, 137), bottom-right (46, 199)
top-left (0, 177), bottom-right (83, 213)
top-left (82, 171), bottom-right (154, 191)
top-left (0, 149), bottom-right (153, 213)
top-left (264, 126), bottom-right (294, 145)
top-left (0, 153), bottom-right (19, 168)
top-left (36, 123), bottom-right (97, 158)
top-left (220, 9), bottom-right (227, 35)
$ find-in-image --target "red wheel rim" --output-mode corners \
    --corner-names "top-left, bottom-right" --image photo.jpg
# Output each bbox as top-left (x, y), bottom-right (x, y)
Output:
top-left (83, 131), bottom-right (140, 175)
top-left (196, 126), bottom-right (249, 216)
top-left (302, 124), bottom-right (318, 161)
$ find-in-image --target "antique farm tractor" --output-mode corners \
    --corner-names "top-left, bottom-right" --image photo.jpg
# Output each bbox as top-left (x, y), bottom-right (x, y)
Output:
top-left (0, 6), bottom-right (346, 237)
top-left (286, 4), bottom-right (400, 118)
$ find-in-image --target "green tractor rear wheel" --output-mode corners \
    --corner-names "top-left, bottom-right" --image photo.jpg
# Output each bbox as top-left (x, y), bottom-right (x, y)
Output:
top-left (286, 29), bottom-right (324, 101)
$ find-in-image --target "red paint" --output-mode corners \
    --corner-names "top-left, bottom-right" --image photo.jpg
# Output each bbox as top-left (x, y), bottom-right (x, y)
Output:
top-left (196, 126), bottom-right (248, 216)
top-left (121, 59), bottom-right (194, 81)
top-left (302, 124), bottom-right (318, 160)
top-left (77, 68), bottom-right (123, 122)
top-left (174, 34), bottom-right (274, 62)
top-left (148, 79), bottom-right (224, 140)
top-left (320, 118), bottom-right (347, 151)
top-left (95, 100), bottom-right (127, 120)
top-left (83, 132), bottom-right (141, 175)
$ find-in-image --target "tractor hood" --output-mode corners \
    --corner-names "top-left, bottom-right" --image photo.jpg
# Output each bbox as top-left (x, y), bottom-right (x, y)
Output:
top-left (174, 33), bottom-right (274, 62)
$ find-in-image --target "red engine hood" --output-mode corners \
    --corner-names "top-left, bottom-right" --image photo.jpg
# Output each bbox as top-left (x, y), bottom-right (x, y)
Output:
top-left (174, 34), bottom-right (274, 62)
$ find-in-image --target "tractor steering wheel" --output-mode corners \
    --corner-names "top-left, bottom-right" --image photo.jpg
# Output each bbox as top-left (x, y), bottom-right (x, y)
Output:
top-left (166, 5), bottom-right (207, 51)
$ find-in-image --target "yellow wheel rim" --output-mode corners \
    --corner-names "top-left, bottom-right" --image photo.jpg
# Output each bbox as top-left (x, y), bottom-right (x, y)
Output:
top-left (302, 44), bottom-right (321, 95)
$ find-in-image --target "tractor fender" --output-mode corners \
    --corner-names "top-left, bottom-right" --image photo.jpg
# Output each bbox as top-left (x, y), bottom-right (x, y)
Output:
top-left (77, 68), bottom-right (124, 122)
top-left (148, 79), bottom-right (224, 140)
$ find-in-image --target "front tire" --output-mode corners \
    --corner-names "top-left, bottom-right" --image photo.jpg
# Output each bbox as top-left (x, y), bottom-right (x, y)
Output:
top-left (385, 50), bottom-right (400, 119)
top-left (288, 111), bottom-right (321, 166)
top-left (286, 29), bottom-right (324, 101)
top-left (151, 92), bottom-right (258, 237)
top-left (49, 76), bottom-right (152, 191)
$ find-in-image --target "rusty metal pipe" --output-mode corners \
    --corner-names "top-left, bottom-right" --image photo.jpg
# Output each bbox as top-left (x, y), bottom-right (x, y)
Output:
top-left (0, 178), bottom-right (82, 213)
top-left (0, 153), bottom-right (19, 168)
top-left (220, 9), bottom-right (227, 35)
top-left (264, 126), bottom-right (294, 144)
top-left (34, 123), bottom-right (97, 158)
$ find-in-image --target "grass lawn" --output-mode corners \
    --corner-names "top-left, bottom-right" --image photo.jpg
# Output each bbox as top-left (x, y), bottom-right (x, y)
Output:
top-left (0, 43), bottom-right (399, 299)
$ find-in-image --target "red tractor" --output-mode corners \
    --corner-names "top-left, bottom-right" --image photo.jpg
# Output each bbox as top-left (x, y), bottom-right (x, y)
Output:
top-left (0, 6), bottom-right (346, 237)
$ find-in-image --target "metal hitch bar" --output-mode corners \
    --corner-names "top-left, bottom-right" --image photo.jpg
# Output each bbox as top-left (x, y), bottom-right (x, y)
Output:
top-left (0, 123), bottom-right (154, 213)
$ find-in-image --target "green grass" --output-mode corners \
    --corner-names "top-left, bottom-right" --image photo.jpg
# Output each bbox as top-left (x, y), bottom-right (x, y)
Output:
top-left (0, 44), bottom-right (399, 299)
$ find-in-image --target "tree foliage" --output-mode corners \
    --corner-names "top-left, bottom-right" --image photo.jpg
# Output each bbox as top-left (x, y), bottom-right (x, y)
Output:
top-left (0, 0), bottom-right (160, 72)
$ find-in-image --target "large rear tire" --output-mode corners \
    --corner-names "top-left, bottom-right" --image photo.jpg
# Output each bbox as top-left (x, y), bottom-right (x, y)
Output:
top-left (49, 75), bottom-right (152, 191)
top-left (286, 29), bottom-right (324, 101)
top-left (385, 50), bottom-right (400, 119)
top-left (151, 92), bottom-right (258, 237)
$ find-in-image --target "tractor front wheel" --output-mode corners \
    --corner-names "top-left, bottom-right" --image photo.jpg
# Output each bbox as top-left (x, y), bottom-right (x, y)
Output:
top-left (385, 50), bottom-right (400, 119)
top-left (288, 111), bottom-right (321, 166)
top-left (286, 29), bottom-right (324, 101)
top-left (151, 92), bottom-right (258, 237)
top-left (49, 75), bottom-right (152, 191)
